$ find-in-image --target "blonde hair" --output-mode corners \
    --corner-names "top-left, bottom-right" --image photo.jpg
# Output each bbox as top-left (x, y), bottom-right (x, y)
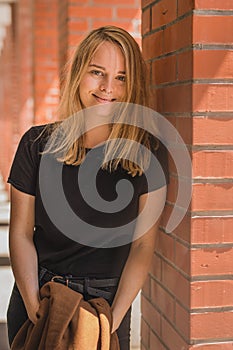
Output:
top-left (43, 26), bottom-right (158, 176)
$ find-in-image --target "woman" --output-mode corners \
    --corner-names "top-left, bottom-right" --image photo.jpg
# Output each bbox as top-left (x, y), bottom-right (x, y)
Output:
top-left (7, 26), bottom-right (168, 349)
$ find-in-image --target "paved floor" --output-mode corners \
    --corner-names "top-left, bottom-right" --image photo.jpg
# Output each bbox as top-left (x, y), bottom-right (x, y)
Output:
top-left (0, 174), bottom-right (141, 349)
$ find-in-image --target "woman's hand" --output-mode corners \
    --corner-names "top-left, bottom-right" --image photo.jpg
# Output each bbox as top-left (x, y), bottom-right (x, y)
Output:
top-left (26, 299), bottom-right (40, 324)
top-left (111, 310), bottom-right (121, 334)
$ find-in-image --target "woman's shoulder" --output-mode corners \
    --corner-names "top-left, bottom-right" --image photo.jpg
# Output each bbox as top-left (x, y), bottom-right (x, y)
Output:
top-left (24, 122), bottom-right (56, 139)
top-left (20, 123), bottom-right (60, 150)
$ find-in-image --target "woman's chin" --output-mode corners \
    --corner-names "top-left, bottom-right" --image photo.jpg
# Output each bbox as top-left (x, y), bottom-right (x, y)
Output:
top-left (93, 101), bottom-right (116, 118)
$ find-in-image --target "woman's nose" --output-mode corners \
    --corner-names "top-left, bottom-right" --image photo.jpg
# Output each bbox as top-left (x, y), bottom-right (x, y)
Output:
top-left (99, 77), bottom-right (113, 94)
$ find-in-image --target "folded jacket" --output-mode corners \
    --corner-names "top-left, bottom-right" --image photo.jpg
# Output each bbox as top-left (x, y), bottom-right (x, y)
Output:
top-left (11, 281), bottom-right (119, 350)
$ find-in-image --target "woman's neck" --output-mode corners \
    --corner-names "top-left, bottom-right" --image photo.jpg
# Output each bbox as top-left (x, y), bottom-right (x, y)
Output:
top-left (84, 125), bottom-right (111, 149)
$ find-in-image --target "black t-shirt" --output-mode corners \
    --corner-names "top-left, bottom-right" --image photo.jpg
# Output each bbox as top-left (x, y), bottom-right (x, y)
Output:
top-left (8, 125), bottom-right (169, 278)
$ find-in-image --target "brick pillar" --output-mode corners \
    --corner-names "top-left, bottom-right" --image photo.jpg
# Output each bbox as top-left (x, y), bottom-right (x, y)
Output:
top-left (0, 0), bottom-right (35, 184)
top-left (141, 0), bottom-right (233, 349)
top-left (0, 3), bottom-right (17, 183)
top-left (16, 0), bottom-right (34, 135)
top-left (33, 0), bottom-right (61, 124)
top-left (58, 0), bottom-right (68, 88)
top-left (190, 1), bottom-right (233, 347)
top-left (0, 23), bottom-right (14, 183)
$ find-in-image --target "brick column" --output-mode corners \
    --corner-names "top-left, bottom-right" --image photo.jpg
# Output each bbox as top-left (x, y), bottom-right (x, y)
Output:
top-left (141, 0), bottom-right (233, 349)
top-left (0, 0), bottom-right (35, 183)
top-left (16, 0), bottom-right (34, 135)
top-left (0, 3), bottom-right (18, 183)
top-left (0, 23), bottom-right (14, 183)
top-left (33, 0), bottom-right (61, 124)
top-left (190, 1), bottom-right (233, 347)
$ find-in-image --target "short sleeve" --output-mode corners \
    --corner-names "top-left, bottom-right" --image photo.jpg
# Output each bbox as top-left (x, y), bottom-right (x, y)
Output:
top-left (139, 141), bottom-right (170, 195)
top-left (7, 127), bottom-right (42, 196)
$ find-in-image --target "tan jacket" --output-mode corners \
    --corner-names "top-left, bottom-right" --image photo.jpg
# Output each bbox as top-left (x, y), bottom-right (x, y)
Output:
top-left (11, 281), bottom-right (120, 350)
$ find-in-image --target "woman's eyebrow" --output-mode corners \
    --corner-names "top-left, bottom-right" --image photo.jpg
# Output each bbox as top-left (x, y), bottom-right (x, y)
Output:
top-left (89, 63), bottom-right (125, 75)
top-left (89, 63), bottom-right (105, 70)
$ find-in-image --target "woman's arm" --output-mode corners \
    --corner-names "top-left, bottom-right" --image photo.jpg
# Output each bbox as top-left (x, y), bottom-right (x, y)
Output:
top-left (111, 185), bottom-right (166, 332)
top-left (9, 186), bottom-right (40, 324)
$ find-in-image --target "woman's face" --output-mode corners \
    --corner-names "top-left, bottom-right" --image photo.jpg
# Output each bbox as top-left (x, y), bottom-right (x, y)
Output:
top-left (79, 41), bottom-right (126, 109)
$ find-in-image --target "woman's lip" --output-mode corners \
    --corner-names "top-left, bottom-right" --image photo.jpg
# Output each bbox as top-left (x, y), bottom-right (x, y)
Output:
top-left (92, 94), bottom-right (115, 103)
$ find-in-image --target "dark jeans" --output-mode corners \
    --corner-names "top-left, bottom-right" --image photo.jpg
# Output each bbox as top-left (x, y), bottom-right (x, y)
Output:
top-left (7, 267), bottom-right (131, 349)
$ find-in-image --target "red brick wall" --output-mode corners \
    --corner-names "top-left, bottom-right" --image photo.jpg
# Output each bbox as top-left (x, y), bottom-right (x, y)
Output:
top-left (67, 0), bottom-right (141, 49)
top-left (190, 1), bottom-right (233, 348)
top-left (141, 0), bottom-right (233, 349)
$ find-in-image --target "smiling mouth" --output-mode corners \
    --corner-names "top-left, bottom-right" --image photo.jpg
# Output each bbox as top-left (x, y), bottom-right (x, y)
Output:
top-left (92, 94), bottom-right (116, 103)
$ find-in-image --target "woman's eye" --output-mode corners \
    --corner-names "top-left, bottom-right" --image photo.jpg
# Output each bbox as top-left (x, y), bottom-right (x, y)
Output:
top-left (91, 70), bottom-right (103, 76)
top-left (117, 75), bottom-right (126, 82)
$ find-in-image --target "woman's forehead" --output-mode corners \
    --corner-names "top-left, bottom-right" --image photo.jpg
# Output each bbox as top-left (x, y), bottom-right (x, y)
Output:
top-left (89, 41), bottom-right (126, 71)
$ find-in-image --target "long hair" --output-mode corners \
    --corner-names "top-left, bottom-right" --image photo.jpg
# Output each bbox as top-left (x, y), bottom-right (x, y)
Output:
top-left (42, 26), bottom-right (158, 176)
